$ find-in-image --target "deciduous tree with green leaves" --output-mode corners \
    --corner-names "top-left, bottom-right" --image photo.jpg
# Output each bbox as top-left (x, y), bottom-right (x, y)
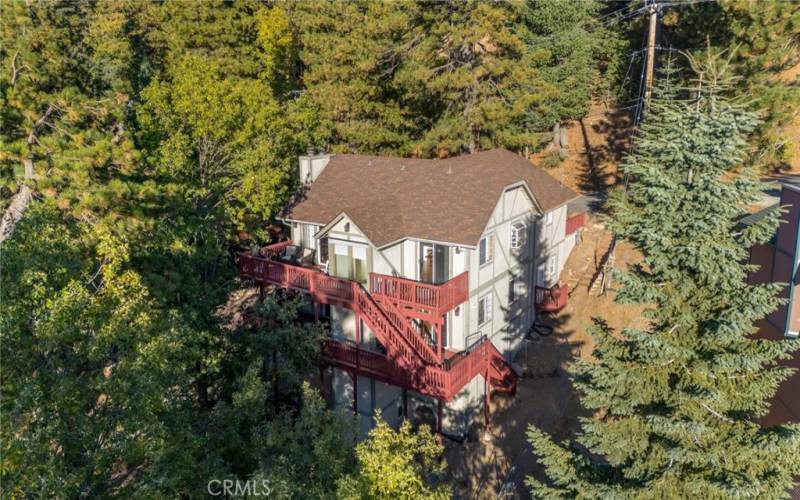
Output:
top-left (527, 58), bottom-right (800, 498)
top-left (0, 205), bottom-right (199, 497)
top-left (338, 418), bottom-right (451, 500)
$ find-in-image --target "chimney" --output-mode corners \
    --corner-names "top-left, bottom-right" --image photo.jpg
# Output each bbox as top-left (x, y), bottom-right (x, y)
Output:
top-left (298, 151), bottom-right (333, 184)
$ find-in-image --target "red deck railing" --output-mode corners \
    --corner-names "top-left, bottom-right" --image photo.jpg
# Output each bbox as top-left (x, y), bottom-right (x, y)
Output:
top-left (535, 284), bottom-right (568, 313)
top-left (565, 212), bottom-right (587, 236)
top-left (239, 250), bottom-right (517, 400)
top-left (369, 271), bottom-right (469, 317)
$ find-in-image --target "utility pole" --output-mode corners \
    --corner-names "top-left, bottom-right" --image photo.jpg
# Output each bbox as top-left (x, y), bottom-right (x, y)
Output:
top-left (601, 1), bottom-right (658, 296)
top-left (642, 2), bottom-right (659, 114)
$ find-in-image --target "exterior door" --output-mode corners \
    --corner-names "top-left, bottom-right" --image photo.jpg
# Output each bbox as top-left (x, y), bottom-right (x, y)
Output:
top-left (419, 243), bottom-right (450, 284)
top-left (331, 243), bottom-right (369, 285)
top-left (420, 244), bottom-right (434, 283)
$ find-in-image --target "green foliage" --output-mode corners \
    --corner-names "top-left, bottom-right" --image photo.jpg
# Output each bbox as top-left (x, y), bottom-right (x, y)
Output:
top-left (662, 0), bottom-right (800, 170)
top-left (289, 0), bottom-right (623, 157)
top-left (527, 61), bottom-right (800, 498)
top-left (522, 0), bottom-right (626, 130)
top-left (293, 0), bottom-right (417, 155)
top-left (139, 54), bottom-right (295, 235)
top-left (338, 418), bottom-right (451, 500)
top-left (0, 0), bottom-right (139, 217)
top-left (254, 383), bottom-right (355, 499)
top-left (0, 204), bottom-right (195, 497)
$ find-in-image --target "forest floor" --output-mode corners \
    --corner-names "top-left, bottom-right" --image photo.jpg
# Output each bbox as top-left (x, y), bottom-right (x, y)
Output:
top-left (530, 101), bottom-right (633, 195)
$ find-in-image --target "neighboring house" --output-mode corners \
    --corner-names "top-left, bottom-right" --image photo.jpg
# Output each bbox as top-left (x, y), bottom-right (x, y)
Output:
top-left (239, 148), bottom-right (583, 438)
top-left (745, 184), bottom-right (800, 425)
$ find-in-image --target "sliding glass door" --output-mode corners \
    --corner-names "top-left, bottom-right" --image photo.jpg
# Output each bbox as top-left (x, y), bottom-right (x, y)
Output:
top-left (419, 243), bottom-right (450, 284)
top-left (331, 242), bottom-right (369, 285)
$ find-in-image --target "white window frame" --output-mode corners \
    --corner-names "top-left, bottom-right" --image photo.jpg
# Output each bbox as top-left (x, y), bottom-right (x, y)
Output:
top-left (479, 234), bottom-right (494, 266)
top-left (545, 211), bottom-right (553, 225)
top-left (510, 222), bottom-right (526, 250)
top-left (478, 292), bottom-right (492, 326)
top-left (305, 224), bottom-right (318, 250)
top-left (509, 275), bottom-right (525, 303)
top-left (547, 257), bottom-right (556, 282)
top-left (536, 263), bottom-right (546, 286)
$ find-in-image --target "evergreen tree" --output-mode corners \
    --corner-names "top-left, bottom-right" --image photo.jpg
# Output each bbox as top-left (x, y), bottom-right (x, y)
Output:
top-left (403, 0), bottom-right (536, 156)
top-left (527, 58), bottom-right (800, 498)
top-left (522, 0), bottom-right (626, 131)
top-left (0, 1), bottom-right (139, 243)
top-left (662, 0), bottom-right (800, 170)
top-left (293, 0), bottom-right (417, 155)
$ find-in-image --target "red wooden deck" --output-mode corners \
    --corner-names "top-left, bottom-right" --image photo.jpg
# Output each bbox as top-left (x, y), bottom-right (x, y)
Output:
top-left (369, 271), bottom-right (468, 319)
top-left (239, 249), bottom-right (517, 401)
top-left (535, 284), bottom-right (568, 313)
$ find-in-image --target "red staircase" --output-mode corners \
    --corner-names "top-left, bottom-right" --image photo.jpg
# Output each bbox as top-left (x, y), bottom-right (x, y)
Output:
top-left (239, 250), bottom-right (517, 400)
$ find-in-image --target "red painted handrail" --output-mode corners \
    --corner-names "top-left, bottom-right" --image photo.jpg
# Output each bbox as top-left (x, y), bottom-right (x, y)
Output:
top-left (565, 212), bottom-right (586, 236)
top-left (369, 271), bottom-right (469, 315)
top-left (239, 252), bottom-right (516, 400)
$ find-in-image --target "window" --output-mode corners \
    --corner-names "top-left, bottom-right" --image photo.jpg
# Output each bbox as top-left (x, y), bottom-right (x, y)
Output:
top-left (305, 225), bottom-right (317, 250)
top-left (332, 243), bottom-right (369, 284)
top-left (510, 222), bottom-right (526, 250)
top-left (479, 235), bottom-right (494, 266)
top-left (333, 244), bottom-right (350, 280)
top-left (545, 212), bottom-right (553, 225)
top-left (352, 245), bottom-right (367, 284)
top-left (536, 263), bottom-right (546, 285)
top-left (478, 292), bottom-right (492, 325)
top-left (509, 275), bottom-right (525, 303)
top-left (547, 257), bottom-right (556, 281)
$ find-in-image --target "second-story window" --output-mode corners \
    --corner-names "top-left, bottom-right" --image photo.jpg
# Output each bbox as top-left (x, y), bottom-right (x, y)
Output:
top-left (478, 292), bottom-right (492, 326)
top-left (510, 222), bottom-right (525, 250)
top-left (545, 211), bottom-right (553, 225)
top-left (479, 235), bottom-right (494, 266)
top-left (509, 275), bottom-right (525, 303)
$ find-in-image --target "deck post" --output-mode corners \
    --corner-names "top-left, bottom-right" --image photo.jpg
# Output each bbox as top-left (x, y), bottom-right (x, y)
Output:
top-left (313, 301), bottom-right (320, 321)
top-left (352, 371), bottom-right (358, 414)
top-left (436, 322), bottom-right (442, 362)
top-left (437, 399), bottom-right (443, 434)
top-left (402, 388), bottom-right (408, 419)
top-left (484, 370), bottom-right (491, 430)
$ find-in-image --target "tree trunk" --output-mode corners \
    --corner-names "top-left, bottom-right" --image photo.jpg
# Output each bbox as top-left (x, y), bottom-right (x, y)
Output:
top-left (0, 158), bottom-right (34, 245)
top-left (1, 106), bottom-right (54, 245)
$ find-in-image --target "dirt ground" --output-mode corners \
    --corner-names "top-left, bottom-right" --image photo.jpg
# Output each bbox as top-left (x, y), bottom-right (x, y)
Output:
top-left (445, 220), bottom-right (646, 499)
top-left (530, 102), bottom-right (634, 195)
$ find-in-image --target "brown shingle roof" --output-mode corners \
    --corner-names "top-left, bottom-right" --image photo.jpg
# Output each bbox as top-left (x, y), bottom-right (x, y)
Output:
top-left (283, 148), bottom-right (577, 248)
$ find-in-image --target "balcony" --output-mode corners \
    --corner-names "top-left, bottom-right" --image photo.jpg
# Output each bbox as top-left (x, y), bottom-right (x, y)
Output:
top-left (238, 246), bottom-right (516, 401)
top-left (369, 272), bottom-right (469, 319)
top-left (242, 243), bottom-right (468, 317)
top-left (535, 284), bottom-right (568, 313)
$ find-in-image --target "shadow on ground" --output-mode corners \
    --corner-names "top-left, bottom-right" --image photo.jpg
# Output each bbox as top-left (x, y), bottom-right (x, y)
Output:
top-left (444, 312), bottom-right (589, 499)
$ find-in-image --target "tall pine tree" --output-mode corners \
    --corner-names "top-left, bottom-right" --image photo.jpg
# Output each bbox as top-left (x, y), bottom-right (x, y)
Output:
top-left (527, 56), bottom-right (800, 498)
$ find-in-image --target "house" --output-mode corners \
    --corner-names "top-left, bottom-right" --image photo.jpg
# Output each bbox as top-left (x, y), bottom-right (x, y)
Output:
top-left (239, 148), bottom-right (584, 438)
top-left (746, 183), bottom-right (800, 425)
